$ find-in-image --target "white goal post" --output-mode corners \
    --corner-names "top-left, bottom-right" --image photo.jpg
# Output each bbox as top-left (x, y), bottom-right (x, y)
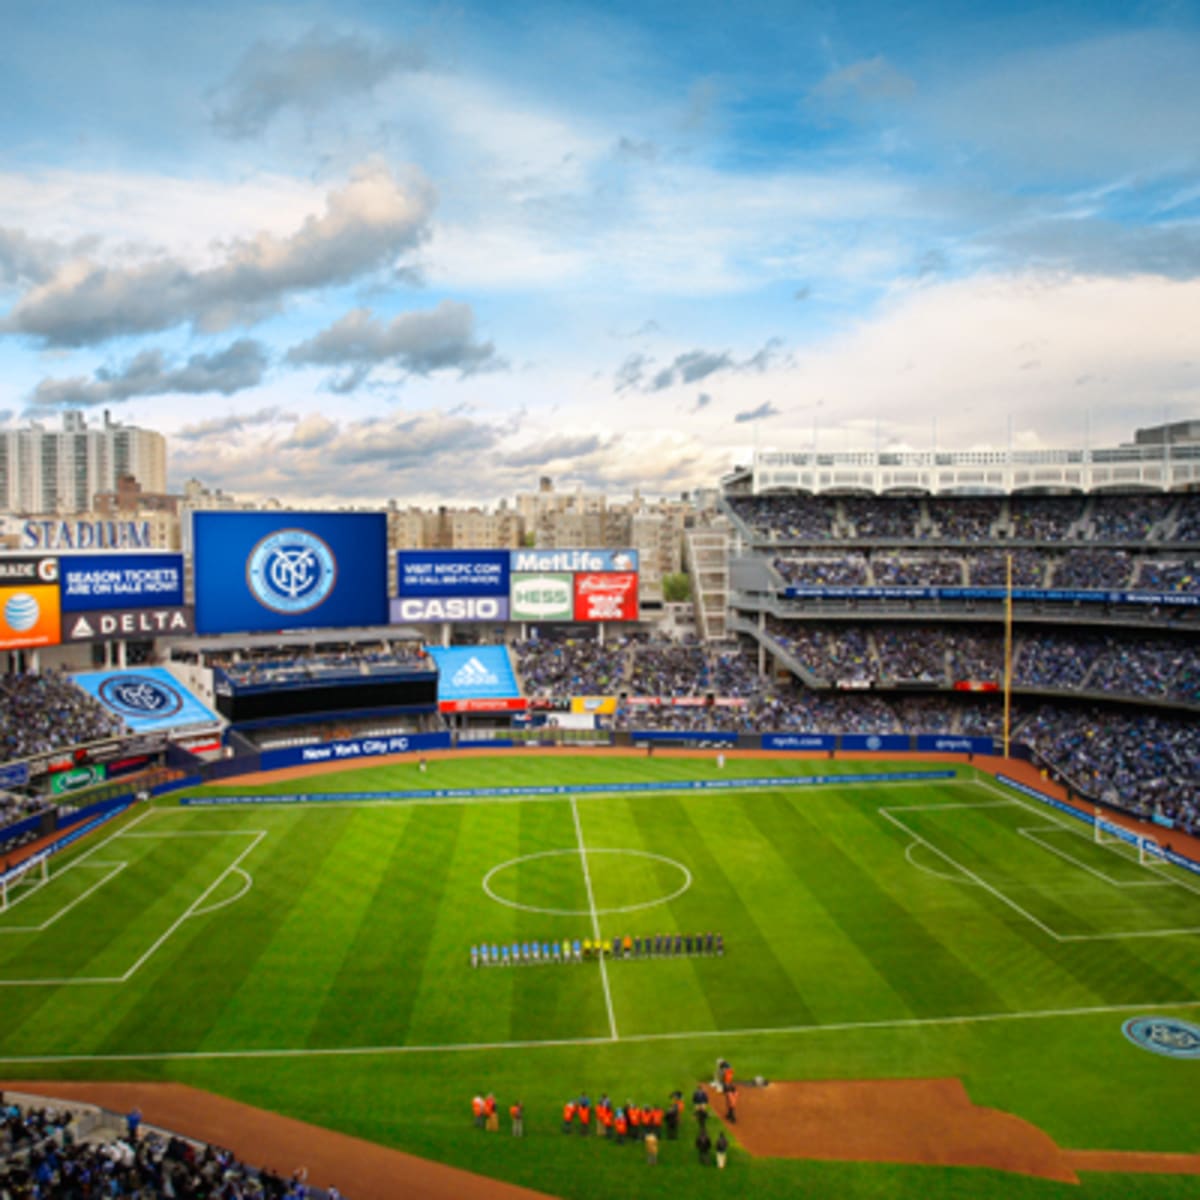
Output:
top-left (1093, 810), bottom-right (1166, 866)
top-left (0, 852), bottom-right (49, 911)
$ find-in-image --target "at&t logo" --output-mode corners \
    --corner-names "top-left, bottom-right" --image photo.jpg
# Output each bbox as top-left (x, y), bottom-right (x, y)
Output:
top-left (247, 530), bottom-right (337, 614)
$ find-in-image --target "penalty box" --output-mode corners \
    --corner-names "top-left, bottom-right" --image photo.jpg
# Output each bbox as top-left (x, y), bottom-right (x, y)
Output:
top-left (0, 812), bottom-right (264, 987)
top-left (881, 790), bottom-right (1200, 943)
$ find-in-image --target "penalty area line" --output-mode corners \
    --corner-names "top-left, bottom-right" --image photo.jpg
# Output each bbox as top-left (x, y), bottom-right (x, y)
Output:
top-left (2, 997), bottom-right (1199, 1066)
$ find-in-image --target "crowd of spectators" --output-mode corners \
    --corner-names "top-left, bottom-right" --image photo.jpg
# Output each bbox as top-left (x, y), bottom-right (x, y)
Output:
top-left (1, 1097), bottom-right (334, 1199)
top-left (0, 672), bottom-right (125, 766)
top-left (731, 491), bottom-right (1200, 546)
top-left (213, 643), bottom-right (433, 688)
top-left (1015, 705), bottom-right (1198, 833)
top-left (1052, 550), bottom-right (1135, 590)
top-left (773, 555), bottom-right (869, 587)
top-left (872, 555), bottom-right (964, 586)
top-left (513, 636), bottom-right (627, 697)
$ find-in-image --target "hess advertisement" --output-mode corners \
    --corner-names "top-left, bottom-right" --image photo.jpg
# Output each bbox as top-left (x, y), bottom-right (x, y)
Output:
top-left (573, 572), bottom-right (638, 621)
top-left (192, 511), bottom-right (388, 635)
top-left (0, 584), bottom-right (61, 650)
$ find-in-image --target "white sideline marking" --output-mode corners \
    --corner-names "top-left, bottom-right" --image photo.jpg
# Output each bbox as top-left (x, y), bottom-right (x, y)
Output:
top-left (0, 823), bottom-right (266, 987)
top-left (0, 997), bottom-right (1198, 1065)
top-left (0, 863), bottom-right (128, 933)
top-left (1017, 827), bottom-right (1170, 888)
top-left (975, 779), bottom-right (1200, 908)
top-left (572, 797), bottom-right (618, 1041)
top-left (890, 781), bottom-right (1200, 942)
top-left (879, 807), bottom-right (1065, 941)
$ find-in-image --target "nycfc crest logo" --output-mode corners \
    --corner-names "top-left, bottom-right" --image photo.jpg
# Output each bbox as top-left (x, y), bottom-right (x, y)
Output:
top-left (246, 529), bottom-right (337, 614)
top-left (99, 675), bottom-right (183, 718)
top-left (1122, 1017), bottom-right (1200, 1059)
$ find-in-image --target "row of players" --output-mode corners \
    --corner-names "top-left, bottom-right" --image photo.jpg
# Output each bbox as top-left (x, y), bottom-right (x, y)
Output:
top-left (471, 932), bottom-right (725, 967)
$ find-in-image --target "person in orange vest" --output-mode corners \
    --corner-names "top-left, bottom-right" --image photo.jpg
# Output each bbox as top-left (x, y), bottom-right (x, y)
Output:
top-left (562, 1099), bottom-right (576, 1133)
top-left (628, 1102), bottom-right (642, 1140)
top-left (650, 1104), bottom-right (664, 1135)
top-left (484, 1093), bottom-right (499, 1133)
top-left (622, 934), bottom-right (633, 959)
top-left (577, 1093), bottom-right (592, 1136)
top-left (614, 1107), bottom-right (628, 1144)
top-left (598, 1097), bottom-right (613, 1139)
top-left (722, 1061), bottom-right (734, 1092)
top-left (472, 1094), bottom-right (485, 1129)
top-left (510, 1100), bottom-right (524, 1137)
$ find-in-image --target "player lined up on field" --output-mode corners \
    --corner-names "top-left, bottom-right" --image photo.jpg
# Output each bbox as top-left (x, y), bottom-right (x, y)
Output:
top-left (470, 932), bottom-right (723, 966)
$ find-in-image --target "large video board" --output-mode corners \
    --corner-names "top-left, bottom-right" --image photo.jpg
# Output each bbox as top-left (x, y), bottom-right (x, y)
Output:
top-left (193, 511), bottom-right (388, 635)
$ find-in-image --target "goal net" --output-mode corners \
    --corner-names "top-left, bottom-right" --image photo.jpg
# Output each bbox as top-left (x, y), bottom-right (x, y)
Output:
top-left (0, 852), bottom-right (49, 911)
top-left (1093, 811), bottom-right (1166, 866)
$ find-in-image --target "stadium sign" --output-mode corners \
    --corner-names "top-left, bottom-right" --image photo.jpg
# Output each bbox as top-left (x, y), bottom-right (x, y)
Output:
top-left (390, 596), bottom-right (509, 623)
top-left (510, 572), bottom-right (573, 621)
top-left (72, 667), bottom-right (221, 732)
top-left (397, 550), bottom-right (510, 597)
top-left (60, 554), bottom-right (184, 611)
top-left (50, 763), bottom-right (107, 795)
top-left (21, 519), bottom-right (151, 550)
top-left (63, 606), bottom-right (194, 642)
top-left (0, 556), bottom-right (58, 584)
top-left (511, 549), bottom-right (638, 573)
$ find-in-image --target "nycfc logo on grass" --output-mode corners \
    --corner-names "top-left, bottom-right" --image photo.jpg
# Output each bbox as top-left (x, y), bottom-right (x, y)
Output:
top-left (247, 530), bottom-right (337, 614)
top-left (98, 675), bottom-right (184, 718)
top-left (1122, 1017), bottom-right (1200, 1059)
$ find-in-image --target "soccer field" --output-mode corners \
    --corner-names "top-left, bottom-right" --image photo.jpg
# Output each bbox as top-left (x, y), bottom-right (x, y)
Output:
top-left (1, 754), bottom-right (1198, 1198)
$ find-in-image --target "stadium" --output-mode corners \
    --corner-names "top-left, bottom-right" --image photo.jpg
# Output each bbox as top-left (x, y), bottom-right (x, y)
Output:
top-left (0, 453), bottom-right (1197, 1200)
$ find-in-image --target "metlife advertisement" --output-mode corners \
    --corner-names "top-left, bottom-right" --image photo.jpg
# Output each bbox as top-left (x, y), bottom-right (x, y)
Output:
top-left (192, 511), bottom-right (388, 635)
top-left (59, 554), bottom-right (184, 611)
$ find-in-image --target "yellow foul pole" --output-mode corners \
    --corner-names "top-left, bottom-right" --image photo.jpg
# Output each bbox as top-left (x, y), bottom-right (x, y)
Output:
top-left (1002, 551), bottom-right (1013, 757)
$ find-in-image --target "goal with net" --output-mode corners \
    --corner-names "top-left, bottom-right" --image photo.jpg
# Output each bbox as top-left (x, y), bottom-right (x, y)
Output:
top-left (1093, 810), bottom-right (1167, 866)
top-left (0, 852), bottom-right (49, 911)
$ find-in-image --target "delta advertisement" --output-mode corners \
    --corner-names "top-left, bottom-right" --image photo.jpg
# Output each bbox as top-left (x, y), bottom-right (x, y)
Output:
top-left (59, 554), bottom-right (184, 611)
top-left (193, 511), bottom-right (388, 635)
top-left (0, 584), bottom-right (61, 650)
top-left (424, 645), bottom-right (526, 713)
top-left (71, 668), bottom-right (222, 733)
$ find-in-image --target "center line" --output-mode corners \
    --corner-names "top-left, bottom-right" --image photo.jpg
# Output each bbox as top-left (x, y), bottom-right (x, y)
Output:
top-left (572, 797), bottom-right (618, 1041)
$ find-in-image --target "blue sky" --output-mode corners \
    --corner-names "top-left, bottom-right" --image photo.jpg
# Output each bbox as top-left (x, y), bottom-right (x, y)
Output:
top-left (0, 0), bottom-right (1197, 504)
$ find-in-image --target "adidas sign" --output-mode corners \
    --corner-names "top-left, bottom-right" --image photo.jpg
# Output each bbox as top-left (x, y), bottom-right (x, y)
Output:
top-left (452, 655), bottom-right (499, 688)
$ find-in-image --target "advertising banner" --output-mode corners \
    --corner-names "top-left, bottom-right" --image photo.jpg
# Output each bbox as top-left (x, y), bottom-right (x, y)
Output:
top-left (914, 735), bottom-right (995, 755)
top-left (574, 572), bottom-right (639, 621)
top-left (257, 730), bottom-right (452, 771)
top-left (570, 695), bottom-right (619, 715)
top-left (0, 584), bottom-right (61, 650)
top-left (440, 696), bottom-right (528, 713)
top-left (761, 733), bottom-right (836, 751)
top-left (60, 554), bottom-right (183, 611)
top-left (424, 645), bottom-right (522, 706)
top-left (390, 595), bottom-right (509, 623)
top-left (510, 572), bottom-right (573, 621)
top-left (784, 585), bottom-right (1200, 608)
top-left (192, 511), bottom-right (388, 635)
top-left (0, 556), bottom-right (58, 585)
top-left (397, 550), bottom-right (510, 597)
top-left (841, 734), bottom-right (912, 752)
top-left (511, 548), bottom-right (639, 574)
top-left (71, 668), bottom-right (221, 732)
top-left (63, 606), bottom-right (194, 642)
top-left (0, 762), bottom-right (30, 789)
top-left (50, 763), bottom-right (107, 795)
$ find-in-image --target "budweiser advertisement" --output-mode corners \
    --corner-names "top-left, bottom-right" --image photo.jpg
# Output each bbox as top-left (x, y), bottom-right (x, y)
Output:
top-left (573, 572), bottom-right (638, 622)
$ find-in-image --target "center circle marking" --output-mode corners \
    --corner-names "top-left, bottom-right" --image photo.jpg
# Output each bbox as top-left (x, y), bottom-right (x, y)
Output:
top-left (482, 848), bottom-right (692, 917)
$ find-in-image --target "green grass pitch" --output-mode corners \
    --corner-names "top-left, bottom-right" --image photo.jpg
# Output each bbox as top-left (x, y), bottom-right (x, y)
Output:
top-left (1, 754), bottom-right (1198, 1199)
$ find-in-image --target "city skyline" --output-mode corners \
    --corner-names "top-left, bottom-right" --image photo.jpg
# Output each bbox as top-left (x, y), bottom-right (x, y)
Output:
top-left (1, 1), bottom-right (1198, 506)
